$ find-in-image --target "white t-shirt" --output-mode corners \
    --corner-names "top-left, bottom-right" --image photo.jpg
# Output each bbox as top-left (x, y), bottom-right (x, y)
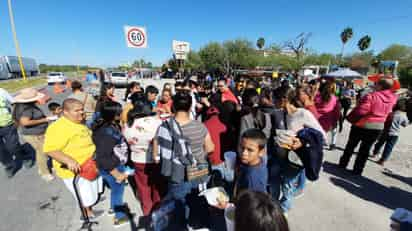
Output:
top-left (287, 108), bottom-right (326, 140)
top-left (123, 116), bottom-right (162, 164)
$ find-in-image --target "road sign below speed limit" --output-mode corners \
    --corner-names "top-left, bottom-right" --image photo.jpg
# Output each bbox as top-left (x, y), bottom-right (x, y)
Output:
top-left (124, 26), bottom-right (147, 48)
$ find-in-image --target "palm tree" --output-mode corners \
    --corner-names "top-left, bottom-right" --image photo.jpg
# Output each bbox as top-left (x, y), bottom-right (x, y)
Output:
top-left (256, 37), bottom-right (265, 50)
top-left (340, 27), bottom-right (353, 60)
top-left (358, 35), bottom-right (372, 52)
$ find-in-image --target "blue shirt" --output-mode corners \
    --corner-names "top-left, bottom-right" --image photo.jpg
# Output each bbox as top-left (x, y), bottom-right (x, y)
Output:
top-left (86, 73), bottom-right (97, 82)
top-left (237, 160), bottom-right (268, 193)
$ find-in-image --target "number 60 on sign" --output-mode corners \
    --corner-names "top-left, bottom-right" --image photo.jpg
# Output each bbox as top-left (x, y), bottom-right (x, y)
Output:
top-left (124, 26), bottom-right (147, 48)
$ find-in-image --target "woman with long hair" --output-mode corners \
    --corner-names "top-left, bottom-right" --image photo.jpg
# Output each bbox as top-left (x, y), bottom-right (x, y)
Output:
top-left (272, 87), bottom-right (325, 213)
top-left (315, 80), bottom-right (341, 150)
top-left (123, 102), bottom-right (165, 216)
top-left (92, 100), bottom-right (130, 227)
top-left (124, 82), bottom-right (142, 102)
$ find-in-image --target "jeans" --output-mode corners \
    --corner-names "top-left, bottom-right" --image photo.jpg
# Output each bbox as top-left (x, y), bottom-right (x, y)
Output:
top-left (268, 148), bottom-right (306, 212)
top-left (164, 181), bottom-right (198, 228)
top-left (373, 134), bottom-right (399, 161)
top-left (22, 134), bottom-right (49, 176)
top-left (0, 124), bottom-right (28, 169)
top-left (279, 165), bottom-right (305, 212)
top-left (339, 126), bottom-right (381, 175)
top-left (100, 166), bottom-right (126, 219)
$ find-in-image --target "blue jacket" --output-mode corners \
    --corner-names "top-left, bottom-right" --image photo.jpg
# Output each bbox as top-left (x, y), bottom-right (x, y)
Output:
top-left (295, 128), bottom-right (324, 181)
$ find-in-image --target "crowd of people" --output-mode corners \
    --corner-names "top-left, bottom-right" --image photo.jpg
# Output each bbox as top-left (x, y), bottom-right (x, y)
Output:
top-left (0, 71), bottom-right (409, 230)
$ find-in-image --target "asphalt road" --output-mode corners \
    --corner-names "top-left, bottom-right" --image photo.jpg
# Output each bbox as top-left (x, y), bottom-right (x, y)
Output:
top-left (0, 78), bottom-right (411, 231)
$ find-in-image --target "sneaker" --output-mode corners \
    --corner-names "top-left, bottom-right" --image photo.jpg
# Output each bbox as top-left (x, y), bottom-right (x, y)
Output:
top-left (4, 165), bottom-right (18, 178)
top-left (23, 159), bottom-right (35, 169)
top-left (113, 216), bottom-right (130, 228)
top-left (41, 174), bottom-right (55, 182)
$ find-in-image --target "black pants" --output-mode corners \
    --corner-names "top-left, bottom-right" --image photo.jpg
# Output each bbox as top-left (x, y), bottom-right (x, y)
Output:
top-left (0, 124), bottom-right (27, 169)
top-left (339, 126), bottom-right (381, 175)
top-left (339, 98), bottom-right (351, 132)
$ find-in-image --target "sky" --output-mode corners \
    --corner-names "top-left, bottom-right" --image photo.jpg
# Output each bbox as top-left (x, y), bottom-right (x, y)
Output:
top-left (0, 0), bottom-right (411, 67)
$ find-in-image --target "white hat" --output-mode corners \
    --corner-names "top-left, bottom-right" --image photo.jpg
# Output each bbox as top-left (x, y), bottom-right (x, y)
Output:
top-left (13, 88), bottom-right (45, 103)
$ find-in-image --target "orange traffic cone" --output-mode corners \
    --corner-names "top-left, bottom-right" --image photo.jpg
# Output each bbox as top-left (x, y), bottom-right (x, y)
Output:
top-left (53, 82), bottom-right (65, 94)
top-left (66, 79), bottom-right (72, 89)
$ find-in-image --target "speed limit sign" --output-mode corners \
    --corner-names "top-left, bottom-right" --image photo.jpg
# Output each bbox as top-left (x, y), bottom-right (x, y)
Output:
top-left (124, 26), bottom-right (147, 48)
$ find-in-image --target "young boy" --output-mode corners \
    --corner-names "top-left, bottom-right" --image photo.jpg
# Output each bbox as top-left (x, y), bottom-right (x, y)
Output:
top-left (48, 102), bottom-right (62, 116)
top-left (236, 128), bottom-right (268, 195)
top-left (372, 99), bottom-right (409, 166)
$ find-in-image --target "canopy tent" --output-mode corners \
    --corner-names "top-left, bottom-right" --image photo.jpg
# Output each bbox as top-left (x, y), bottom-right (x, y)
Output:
top-left (322, 68), bottom-right (362, 79)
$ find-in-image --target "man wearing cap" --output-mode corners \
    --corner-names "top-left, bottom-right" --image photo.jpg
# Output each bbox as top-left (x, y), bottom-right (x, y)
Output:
top-left (0, 88), bottom-right (34, 177)
top-left (13, 88), bottom-right (54, 181)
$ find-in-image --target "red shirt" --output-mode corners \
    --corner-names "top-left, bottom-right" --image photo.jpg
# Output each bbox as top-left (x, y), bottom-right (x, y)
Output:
top-left (204, 114), bottom-right (227, 165)
top-left (221, 90), bottom-right (239, 104)
top-left (157, 100), bottom-right (173, 113)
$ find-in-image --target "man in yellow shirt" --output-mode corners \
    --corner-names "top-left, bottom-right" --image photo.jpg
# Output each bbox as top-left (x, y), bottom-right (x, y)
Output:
top-left (43, 98), bottom-right (102, 219)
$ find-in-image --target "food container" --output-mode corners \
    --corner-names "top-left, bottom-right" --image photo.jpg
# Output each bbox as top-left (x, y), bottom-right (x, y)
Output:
top-left (198, 187), bottom-right (229, 206)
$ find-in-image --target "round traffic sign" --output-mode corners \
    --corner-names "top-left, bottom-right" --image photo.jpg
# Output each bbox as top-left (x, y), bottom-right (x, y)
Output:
top-left (127, 28), bottom-right (146, 47)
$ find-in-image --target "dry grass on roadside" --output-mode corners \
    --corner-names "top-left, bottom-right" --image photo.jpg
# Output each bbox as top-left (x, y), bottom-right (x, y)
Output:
top-left (0, 77), bottom-right (47, 93)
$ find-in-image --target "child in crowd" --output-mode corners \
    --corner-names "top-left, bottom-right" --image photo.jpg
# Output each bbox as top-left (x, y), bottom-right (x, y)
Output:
top-left (235, 128), bottom-right (268, 195)
top-left (234, 190), bottom-right (289, 231)
top-left (372, 99), bottom-right (409, 166)
top-left (156, 88), bottom-right (173, 115)
top-left (47, 102), bottom-right (62, 121)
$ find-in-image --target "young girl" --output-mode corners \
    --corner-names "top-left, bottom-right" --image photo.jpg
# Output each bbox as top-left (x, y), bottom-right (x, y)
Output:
top-left (315, 81), bottom-right (341, 150)
top-left (156, 88), bottom-right (173, 115)
top-left (372, 99), bottom-right (409, 166)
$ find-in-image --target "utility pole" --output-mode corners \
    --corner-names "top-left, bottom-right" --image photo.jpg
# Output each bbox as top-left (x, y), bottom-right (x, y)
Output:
top-left (7, 0), bottom-right (27, 80)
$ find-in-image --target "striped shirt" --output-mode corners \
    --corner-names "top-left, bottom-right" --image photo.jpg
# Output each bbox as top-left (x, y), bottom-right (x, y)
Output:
top-left (181, 120), bottom-right (208, 164)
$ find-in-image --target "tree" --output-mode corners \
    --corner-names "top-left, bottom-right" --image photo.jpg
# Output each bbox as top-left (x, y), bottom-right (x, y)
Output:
top-left (223, 39), bottom-right (259, 72)
top-left (198, 42), bottom-right (226, 74)
top-left (132, 59), bottom-right (153, 68)
top-left (379, 44), bottom-right (412, 68)
top-left (185, 51), bottom-right (203, 72)
top-left (256, 37), bottom-right (265, 50)
top-left (399, 67), bottom-right (412, 88)
top-left (283, 32), bottom-right (312, 68)
top-left (358, 35), bottom-right (372, 52)
top-left (340, 27), bottom-right (353, 60)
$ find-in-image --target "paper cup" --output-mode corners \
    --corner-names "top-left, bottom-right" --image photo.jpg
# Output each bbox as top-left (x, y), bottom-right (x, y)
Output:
top-left (224, 205), bottom-right (235, 231)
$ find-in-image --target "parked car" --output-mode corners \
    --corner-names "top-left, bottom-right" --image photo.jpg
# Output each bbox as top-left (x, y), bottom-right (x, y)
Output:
top-left (47, 72), bottom-right (67, 84)
top-left (105, 71), bottom-right (128, 87)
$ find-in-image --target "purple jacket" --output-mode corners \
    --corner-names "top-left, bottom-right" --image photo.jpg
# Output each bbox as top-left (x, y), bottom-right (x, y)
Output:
top-left (347, 89), bottom-right (397, 130)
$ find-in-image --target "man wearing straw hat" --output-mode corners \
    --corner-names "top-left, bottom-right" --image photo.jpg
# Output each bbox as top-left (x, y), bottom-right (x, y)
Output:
top-left (13, 88), bottom-right (55, 182)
